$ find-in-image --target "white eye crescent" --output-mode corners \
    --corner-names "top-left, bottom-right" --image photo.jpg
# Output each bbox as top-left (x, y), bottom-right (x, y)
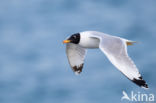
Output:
top-left (73, 36), bottom-right (76, 38)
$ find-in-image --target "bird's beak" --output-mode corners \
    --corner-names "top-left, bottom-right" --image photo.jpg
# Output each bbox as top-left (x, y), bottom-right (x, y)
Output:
top-left (63, 40), bottom-right (71, 44)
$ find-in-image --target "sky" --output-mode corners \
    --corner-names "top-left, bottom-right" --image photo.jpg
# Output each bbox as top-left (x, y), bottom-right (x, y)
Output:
top-left (0, 0), bottom-right (156, 103)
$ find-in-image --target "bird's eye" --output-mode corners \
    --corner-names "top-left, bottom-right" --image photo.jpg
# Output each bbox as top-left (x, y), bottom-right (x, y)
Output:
top-left (73, 36), bottom-right (76, 39)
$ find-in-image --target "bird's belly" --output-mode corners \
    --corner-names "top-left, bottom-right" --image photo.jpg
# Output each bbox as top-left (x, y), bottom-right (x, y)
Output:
top-left (79, 38), bottom-right (100, 49)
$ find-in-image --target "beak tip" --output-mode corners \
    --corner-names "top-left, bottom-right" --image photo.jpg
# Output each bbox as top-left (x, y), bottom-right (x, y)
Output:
top-left (63, 40), bottom-right (70, 44)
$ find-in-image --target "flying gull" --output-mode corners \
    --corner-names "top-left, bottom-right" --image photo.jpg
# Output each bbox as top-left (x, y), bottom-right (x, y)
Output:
top-left (63, 31), bottom-right (148, 88)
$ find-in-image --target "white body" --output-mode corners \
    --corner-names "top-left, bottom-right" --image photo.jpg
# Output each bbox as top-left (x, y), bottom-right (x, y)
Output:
top-left (79, 31), bottom-right (124, 49)
top-left (79, 31), bottom-right (100, 48)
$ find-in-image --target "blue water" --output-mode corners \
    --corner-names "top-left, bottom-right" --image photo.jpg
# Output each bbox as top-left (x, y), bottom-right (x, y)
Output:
top-left (0, 0), bottom-right (156, 103)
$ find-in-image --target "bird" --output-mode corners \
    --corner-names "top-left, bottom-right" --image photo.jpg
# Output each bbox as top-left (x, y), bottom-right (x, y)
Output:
top-left (63, 31), bottom-right (148, 88)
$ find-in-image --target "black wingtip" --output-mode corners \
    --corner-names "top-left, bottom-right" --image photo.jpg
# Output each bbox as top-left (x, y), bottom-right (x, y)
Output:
top-left (132, 76), bottom-right (148, 88)
top-left (72, 63), bottom-right (84, 74)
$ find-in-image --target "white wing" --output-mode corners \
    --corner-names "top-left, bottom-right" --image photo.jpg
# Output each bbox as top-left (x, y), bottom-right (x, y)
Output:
top-left (66, 43), bottom-right (87, 74)
top-left (89, 32), bottom-right (148, 88)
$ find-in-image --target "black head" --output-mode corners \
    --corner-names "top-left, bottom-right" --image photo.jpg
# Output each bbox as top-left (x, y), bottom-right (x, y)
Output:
top-left (67, 33), bottom-right (80, 44)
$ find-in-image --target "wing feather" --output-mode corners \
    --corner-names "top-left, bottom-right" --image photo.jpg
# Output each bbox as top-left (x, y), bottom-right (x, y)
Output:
top-left (94, 35), bottom-right (148, 88)
top-left (66, 43), bottom-right (86, 74)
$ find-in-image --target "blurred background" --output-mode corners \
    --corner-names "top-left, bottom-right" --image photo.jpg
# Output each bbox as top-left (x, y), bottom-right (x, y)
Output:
top-left (0, 0), bottom-right (156, 103)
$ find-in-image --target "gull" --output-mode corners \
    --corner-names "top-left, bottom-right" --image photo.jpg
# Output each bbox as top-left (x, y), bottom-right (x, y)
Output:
top-left (63, 31), bottom-right (148, 88)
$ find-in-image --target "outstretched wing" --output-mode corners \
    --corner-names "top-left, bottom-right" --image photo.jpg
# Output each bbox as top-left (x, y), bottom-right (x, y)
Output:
top-left (66, 43), bottom-right (87, 74)
top-left (96, 35), bottom-right (148, 88)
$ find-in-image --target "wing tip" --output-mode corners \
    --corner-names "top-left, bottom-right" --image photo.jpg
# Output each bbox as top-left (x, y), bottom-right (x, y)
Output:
top-left (72, 64), bottom-right (84, 75)
top-left (132, 76), bottom-right (148, 89)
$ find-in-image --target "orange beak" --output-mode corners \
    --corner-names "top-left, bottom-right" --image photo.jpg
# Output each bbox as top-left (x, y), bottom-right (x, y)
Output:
top-left (63, 40), bottom-right (71, 44)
